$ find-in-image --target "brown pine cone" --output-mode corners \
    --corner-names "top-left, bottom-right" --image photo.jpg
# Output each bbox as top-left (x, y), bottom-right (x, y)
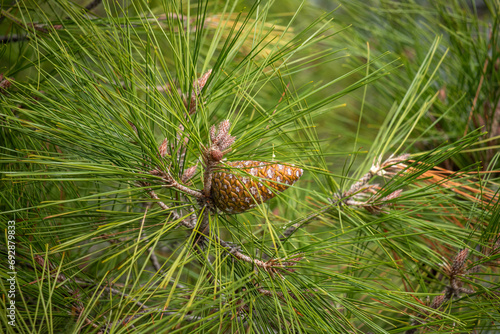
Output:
top-left (211, 161), bottom-right (303, 213)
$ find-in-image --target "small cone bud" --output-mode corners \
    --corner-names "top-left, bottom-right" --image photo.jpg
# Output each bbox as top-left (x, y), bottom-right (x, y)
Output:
top-left (159, 138), bottom-right (170, 158)
top-left (210, 149), bottom-right (223, 161)
top-left (34, 254), bottom-right (45, 267)
top-left (194, 69), bottom-right (212, 94)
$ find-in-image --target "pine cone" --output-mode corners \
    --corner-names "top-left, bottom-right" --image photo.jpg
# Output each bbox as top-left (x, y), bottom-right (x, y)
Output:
top-left (211, 161), bottom-right (303, 213)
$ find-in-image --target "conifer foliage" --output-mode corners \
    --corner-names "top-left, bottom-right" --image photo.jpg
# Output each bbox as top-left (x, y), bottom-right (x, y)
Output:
top-left (1, 1), bottom-right (499, 333)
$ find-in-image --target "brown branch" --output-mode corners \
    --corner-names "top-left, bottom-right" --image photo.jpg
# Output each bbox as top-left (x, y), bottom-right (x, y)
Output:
top-left (148, 244), bottom-right (163, 272)
top-left (145, 188), bottom-right (195, 229)
top-left (0, 9), bottom-right (64, 44)
top-left (159, 172), bottom-right (204, 199)
top-left (213, 235), bottom-right (303, 278)
top-left (280, 205), bottom-right (333, 241)
top-left (0, 34), bottom-right (30, 43)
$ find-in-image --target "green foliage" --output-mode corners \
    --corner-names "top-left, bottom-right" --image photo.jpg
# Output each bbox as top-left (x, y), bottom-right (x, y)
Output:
top-left (1, 0), bottom-right (499, 333)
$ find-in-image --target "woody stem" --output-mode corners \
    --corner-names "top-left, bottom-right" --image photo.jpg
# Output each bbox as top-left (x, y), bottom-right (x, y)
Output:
top-left (202, 153), bottom-right (218, 198)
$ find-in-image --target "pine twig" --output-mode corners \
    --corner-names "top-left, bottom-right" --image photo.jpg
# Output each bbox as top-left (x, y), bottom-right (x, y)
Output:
top-left (334, 154), bottom-right (409, 213)
top-left (147, 186), bottom-right (300, 276)
top-left (145, 188), bottom-right (195, 229)
top-left (213, 235), bottom-right (303, 278)
top-left (157, 171), bottom-right (204, 199)
top-left (278, 155), bottom-right (409, 241)
top-left (406, 247), bottom-right (485, 334)
top-left (280, 205), bottom-right (333, 241)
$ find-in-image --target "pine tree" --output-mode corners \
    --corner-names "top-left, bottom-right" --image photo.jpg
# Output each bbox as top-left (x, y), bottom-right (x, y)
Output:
top-left (1, 1), bottom-right (499, 333)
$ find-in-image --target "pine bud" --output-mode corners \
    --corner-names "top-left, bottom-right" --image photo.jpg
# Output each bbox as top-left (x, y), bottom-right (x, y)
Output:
top-left (452, 249), bottom-right (469, 274)
top-left (189, 69), bottom-right (212, 115)
top-left (382, 189), bottom-right (403, 202)
top-left (210, 149), bottom-right (224, 161)
top-left (210, 125), bottom-right (217, 142)
top-left (158, 137), bottom-right (170, 158)
top-left (182, 165), bottom-right (198, 183)
top-left (220, 135), bottom-right (236, 151)
top-left (214, 120), bottom-right (230, 145)
top-left (0, 74), bottom-right (13, 94)
top-left (211, 161), bottom-right (303, 213)
top-left (430, 294), bottom-right (446, 309)
top-left (194, 69), bottom-right (212, 94)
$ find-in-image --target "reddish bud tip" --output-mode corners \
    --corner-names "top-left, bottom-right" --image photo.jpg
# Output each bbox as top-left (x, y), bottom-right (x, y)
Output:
top-left (210, 149), bottom-right (223, 161)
